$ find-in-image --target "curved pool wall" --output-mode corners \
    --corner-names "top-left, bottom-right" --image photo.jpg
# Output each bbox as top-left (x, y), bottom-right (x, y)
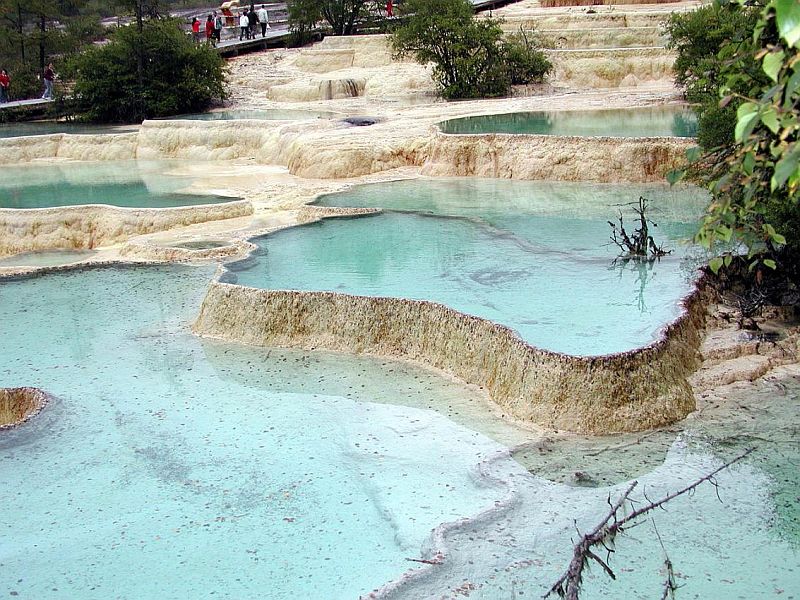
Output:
top-left (0, 161), bottom-right (251, 257)
top-left (194, 280), bottom-right (705, 434)
top-left (0, 387), bottom-right (51, 429)
top-left (194, 179), bottom-right (711, 434)
top-left (423, 123), bottom-right (694, 183)
top-left (439, 107), bottom-right (697, 137)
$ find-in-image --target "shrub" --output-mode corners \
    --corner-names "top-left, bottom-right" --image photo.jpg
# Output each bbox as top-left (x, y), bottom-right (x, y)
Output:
top-left (665, 2), bottom-right (764, 150)
top-left (287, 0), bottom-right (374, 38)
top-left (503, 30), bottom-right (552, 86)
top-left (68, 18), bottom-right (226, 123)
top-left (391, 0), bottom-right (551, 100)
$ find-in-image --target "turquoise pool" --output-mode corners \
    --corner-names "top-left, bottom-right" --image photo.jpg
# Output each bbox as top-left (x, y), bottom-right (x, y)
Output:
top-left (0, 161), bottom-right (238, 209)
top-left (0, 122), bottom-right (137, 139)
top-left (226, 179), bottom-right (709, 356)
top-left (439, 107), bottom-right (698, 137)
top-left (0, 264), bottom-right (797, 599)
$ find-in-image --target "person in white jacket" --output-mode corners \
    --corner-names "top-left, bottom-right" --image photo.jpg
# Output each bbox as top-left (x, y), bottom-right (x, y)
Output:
top-left (257, 5), bottom-right (270, 38)
top-left (239, 10), bottom-right (250, 40)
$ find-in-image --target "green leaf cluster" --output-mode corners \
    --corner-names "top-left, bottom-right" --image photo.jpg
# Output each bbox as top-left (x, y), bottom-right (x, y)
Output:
top-left (665, 2), bottom-right (764, 149)
top-left (287, 0), bottom-right (376, 38)
top-left (67, 18), bottom-right (226, 123)
top-left (390, 0), bottom-right (551, 100)
top-left (670, 0), bottom-right (799, 277)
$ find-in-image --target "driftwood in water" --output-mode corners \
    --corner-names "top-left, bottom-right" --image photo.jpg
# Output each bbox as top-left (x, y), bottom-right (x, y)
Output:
top-left (544, 447), bottom-right (755, 600)
top-left (608, 196), bottom-right (671, 260)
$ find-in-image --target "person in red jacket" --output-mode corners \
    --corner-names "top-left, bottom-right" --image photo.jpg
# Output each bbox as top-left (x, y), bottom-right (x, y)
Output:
top-left (387, 0), bottom-right (393, 17)
top-left (0, 69), bottom-right (9, 103)
top-left (191, 17), bottom-right (201, 43)
top-left (205, 14), bottom-right (214, 44)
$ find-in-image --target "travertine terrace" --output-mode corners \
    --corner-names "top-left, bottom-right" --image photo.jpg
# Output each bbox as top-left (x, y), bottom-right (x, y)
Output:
top-left (2, 0), bottom-right (796, 434)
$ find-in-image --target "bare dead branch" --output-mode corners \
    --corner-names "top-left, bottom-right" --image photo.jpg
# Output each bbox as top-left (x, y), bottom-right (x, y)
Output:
top-left (544, 448), bottom-right (755, 600)
top-left (608, 197), bottom-right (672, 261)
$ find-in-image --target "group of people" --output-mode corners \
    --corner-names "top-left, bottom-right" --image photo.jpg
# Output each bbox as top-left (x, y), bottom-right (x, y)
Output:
top-left (0, 63), bottom-right (56, 104)
top-left (239, 5), bottom-right (271, 41)
top-left (190, 5), bottom-right (270, 46)
top-left (192, 12), bottom-right (225, 46)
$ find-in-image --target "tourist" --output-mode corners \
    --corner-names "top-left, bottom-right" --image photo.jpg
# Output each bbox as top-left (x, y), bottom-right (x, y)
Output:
top-left (257, 4), bottom-right (270, 38)
top-left (248, 5), bottom-right (258, 39)
top-left (41, 63), bottom-right (55, 100)
top-left (205, 15), bottom-right (214, 44)
top-left (213, 11), bottom-right (224, 44)
top-left (239, 10), bottom-right (250, 40)
top-left (0, 69), bottom-right (9, 103)
top-left (387, 0), bottom-right (393, 17)
top-left (191, 17), bottom-right (201, 43)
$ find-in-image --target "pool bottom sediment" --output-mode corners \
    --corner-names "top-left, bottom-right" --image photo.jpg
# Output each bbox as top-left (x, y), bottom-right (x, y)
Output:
top-left (1, 264), bottom-right (798, 600)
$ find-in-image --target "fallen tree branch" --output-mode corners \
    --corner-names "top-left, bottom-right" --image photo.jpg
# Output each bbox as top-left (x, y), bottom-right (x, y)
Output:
top-left (544, 447), bottom-right (755, 600)
top-left (405, 557), bottom-right (443, 565)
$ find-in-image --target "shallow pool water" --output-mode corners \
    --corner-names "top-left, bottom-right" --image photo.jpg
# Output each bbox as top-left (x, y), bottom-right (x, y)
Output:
top-left (0, 121), bottom-right (137, 139)
top-left (0, 160), bottom-right (238, 209)
top-left (0, 249), bottom-right (96, 267)
top-left (169, 109), bottom-right (338, 121)
top-left (0, 265), bottom-right (518, 599)
top-left (228, 179), bottom-right (709, 356)
top-left (439, 107), bottom-right (698, 137)
top-left (0, 265), bottom-right (797, 599)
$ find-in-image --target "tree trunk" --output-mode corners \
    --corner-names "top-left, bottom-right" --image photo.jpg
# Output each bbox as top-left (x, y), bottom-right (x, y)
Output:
top-left (39, 14), bottom-right (46, 72)
top-left (18, 4), bottom-right (25, 61)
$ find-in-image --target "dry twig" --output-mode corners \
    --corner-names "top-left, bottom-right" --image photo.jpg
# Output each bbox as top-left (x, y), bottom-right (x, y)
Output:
top-left (544, 447), bottom-right (755, 600)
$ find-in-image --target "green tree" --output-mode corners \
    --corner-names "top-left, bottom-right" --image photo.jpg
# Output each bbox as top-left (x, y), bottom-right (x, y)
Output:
top-left (0, 0), bottom-right (99, 100)
top-left (670, 0), bottom-right (799, 281)
top-left (68, 17), bottom-right (226, 123)
top-left (390, 0), bottom-right (551, 100)
top-left (287, 0), bottom-right (375, 38)
top-left (665, 2), bottom-right (764, 149)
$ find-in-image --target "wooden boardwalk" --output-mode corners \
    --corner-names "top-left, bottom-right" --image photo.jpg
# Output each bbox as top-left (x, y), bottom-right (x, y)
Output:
top-left (0, 99), bottom-right (52, 111)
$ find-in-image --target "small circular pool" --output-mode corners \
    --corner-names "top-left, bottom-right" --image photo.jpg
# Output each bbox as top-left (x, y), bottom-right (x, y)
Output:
top-left (439, 107), bottom-right (698, 138)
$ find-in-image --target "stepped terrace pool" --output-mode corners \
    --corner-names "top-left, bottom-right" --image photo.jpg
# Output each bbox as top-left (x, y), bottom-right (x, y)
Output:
top-left (0, 160), bottom-right (238, 209)
top-left (0, 121), bottom-right (137, 138)
top-left (225, 178), bottom-right (709, 356)
top-left (1, 264), bottom-right (797, 599)
top-left (170, 109), bottom-right (338, 121)
top-left (438, 106), bottom-right (698, 137)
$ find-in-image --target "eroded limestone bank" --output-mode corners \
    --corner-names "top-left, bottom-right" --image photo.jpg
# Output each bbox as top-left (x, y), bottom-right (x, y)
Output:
top-left (0, 132), bottom-right (138, 165)
top-left (0, 387), bottom-right (50, 429)
top-left (422, 132), bottom-right (692, 182)
top-left (135, 120), bottom-right (296, 163)
top-left (540, 27), bottom-right (666, 50)
top-left (286, 126), bottom-right (430, 179)
top-left (0, 200), bottom-right (252, 257)
top-left (193, 281), bottom-right (709, 434)
top-left (549, 48), bottom-right (675, 88)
